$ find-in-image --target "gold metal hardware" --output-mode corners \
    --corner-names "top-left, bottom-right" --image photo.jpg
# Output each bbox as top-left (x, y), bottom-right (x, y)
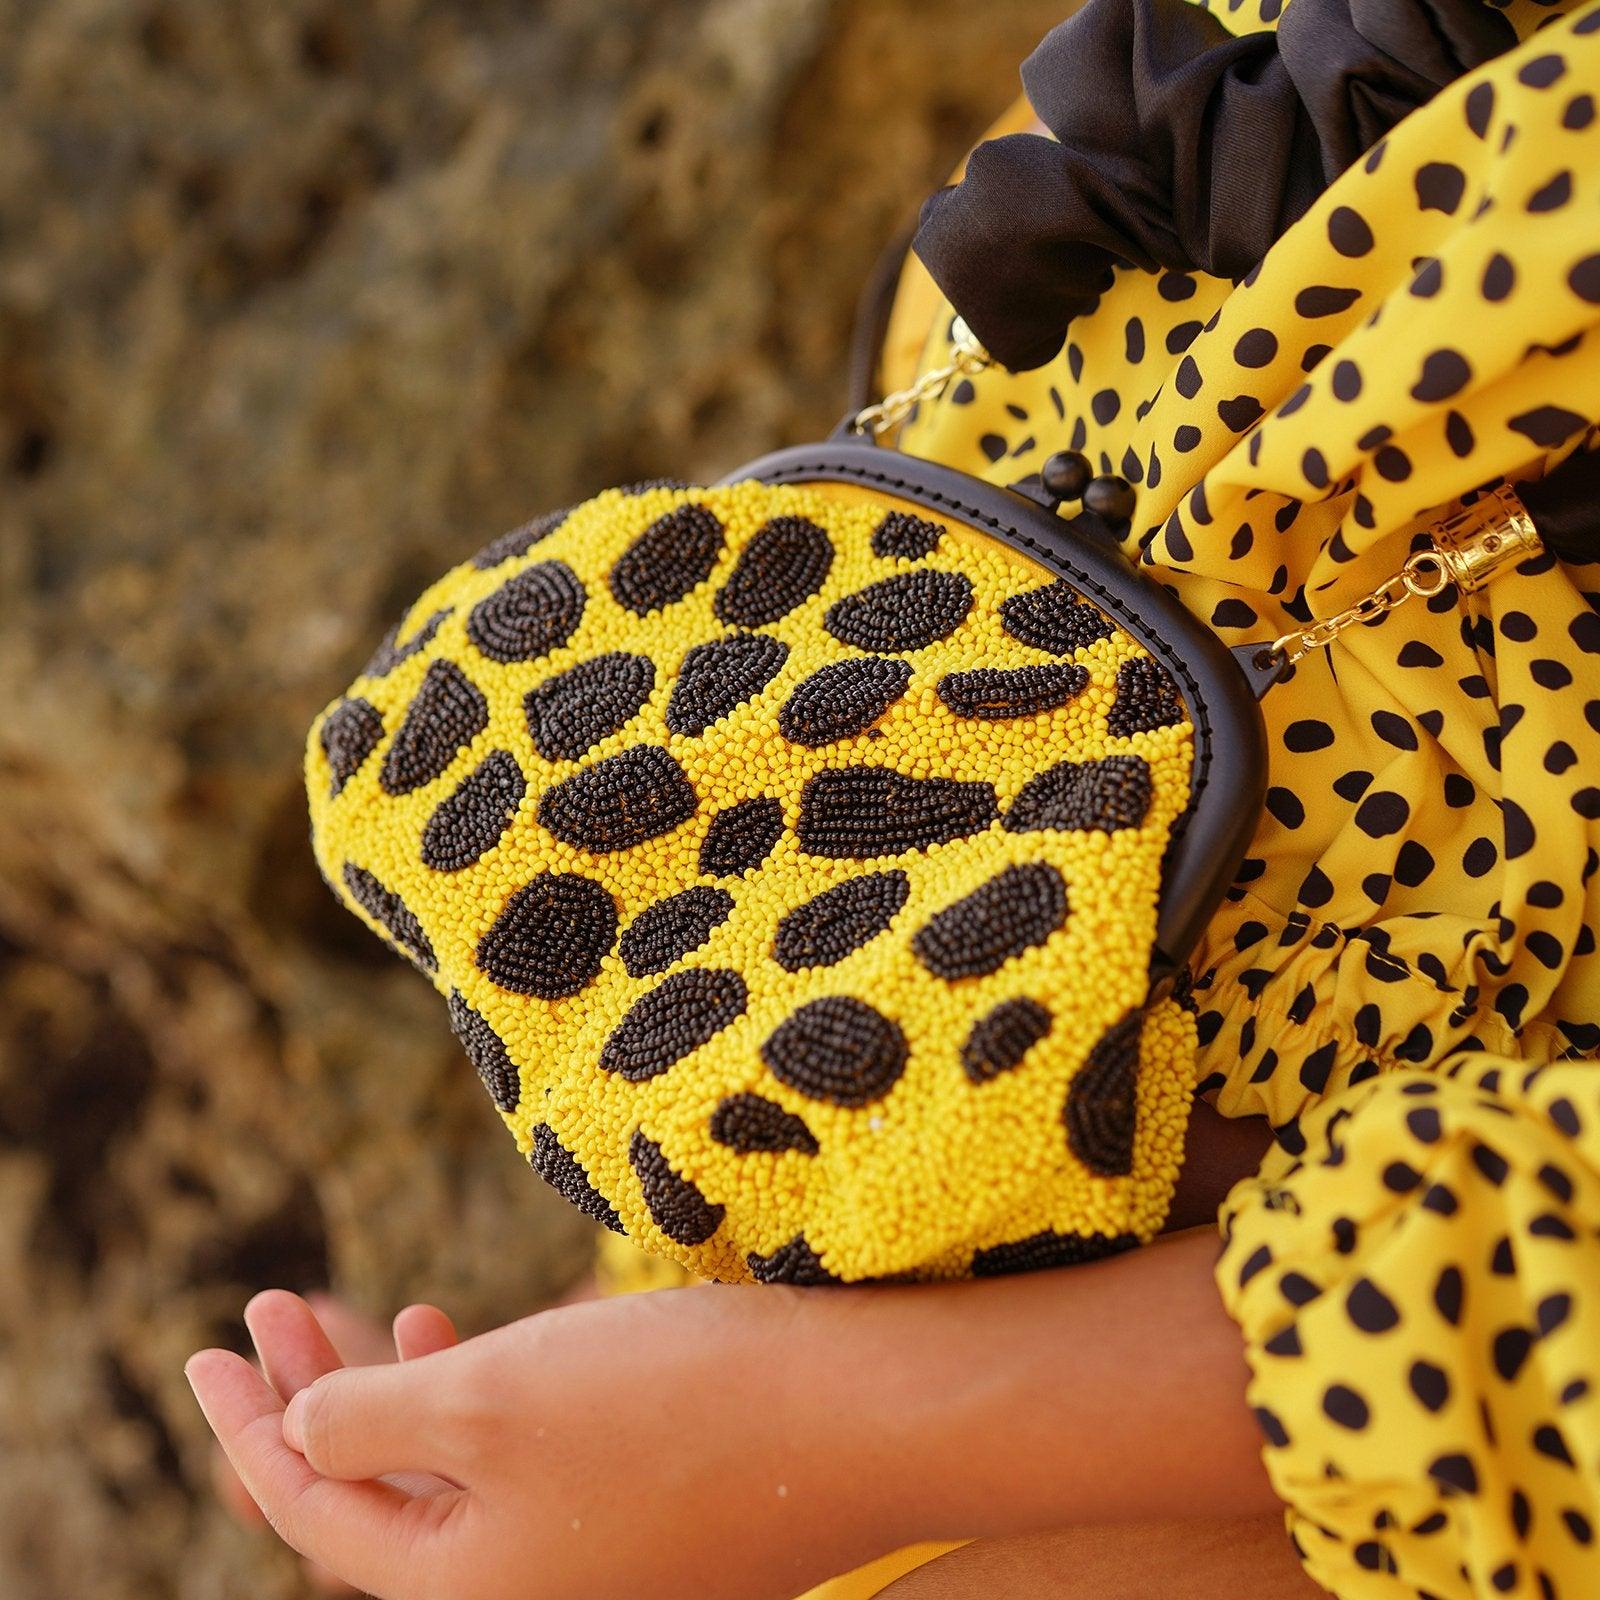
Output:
top-left (851, 317), bottom-right (993, 439)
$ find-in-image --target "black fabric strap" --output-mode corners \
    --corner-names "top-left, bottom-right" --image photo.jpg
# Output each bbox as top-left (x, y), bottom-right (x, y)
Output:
top-left (913, 0), bottom-right (1514, 371)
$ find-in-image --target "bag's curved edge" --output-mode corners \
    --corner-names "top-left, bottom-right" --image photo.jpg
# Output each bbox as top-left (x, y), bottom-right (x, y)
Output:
top-left (720, 438), bottom-right (1267, 983)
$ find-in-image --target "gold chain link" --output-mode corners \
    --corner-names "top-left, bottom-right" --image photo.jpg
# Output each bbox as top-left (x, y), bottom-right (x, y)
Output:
top-left (851, 318), bottom-right (993, 439)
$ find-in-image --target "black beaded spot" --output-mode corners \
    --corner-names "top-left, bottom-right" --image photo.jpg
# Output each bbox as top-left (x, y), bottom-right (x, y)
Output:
top-left (466, 561), bottom-right (586, 663)
top-left (963, 998), bottom-right (1053, 1083)
top-left (937, 663), bottom-right (1088, 720)
top-left (342, 864), bottom-right (437, 972)
top-left (538, 746), bottom-right (698, 853)
top-left (700, 797), bottom-right (785, 877)
top-left (872, 511), bottom-right (945, 559)
top-left (772, 871), bottom-right (910, 971)
top-left (611, 503), bottom-right (725, 615)
top-left (913, 863), bottom-right (1068, 980)
top-left (762, 995), bottom-right (908, 1107)
top-left (797, 767), bottom-right (998, 859)
top-left (714, 515), bottom-right (834, 626)
top-left (999, 583), bottom-right (1115, 655)
top-left (972, 1230), bottom-right (1137, 1277)
top-left (824, 570), bottom-right (974, 652)
top-left (380, 660), bottom-right (489, 796)
top-left (629, 1130), bottom-right (725, 1246)
top-left (523, 653), bottom-right (655, 762)
top-left (1005, 755), bottom-right (1153, 834)
top-left (710, 1093), bottom-right (820, 1156)
top-left (747, 1234), bottom-right (838, 1285)
top-left (1064, 1009), bottom-right (1143, 1176)
top-left (530, 1123), bottom-right (623, 1232)
top-left (472, 509), bottom-right (568, 569)
top-left (420, 749), bottom-right (526, 871)
top-left (619, 887), bottom-right (734, 977)
top-left (665, 632), bottom-right (790, 737)
top-left (600, 968), bottom-right (748, 1080)
top-left (475, 873), bottom-right (617, 998)
top-left (778, 657), bottom-right (912, 747)
top-left (447, 989), bottom-right (520, 1112)
top-left (1106, 657), bottom-right (1187, 735)
top-left (362, 606), bottom-right (451, 678)
top-left (321, 697), bottom-right (384, 795)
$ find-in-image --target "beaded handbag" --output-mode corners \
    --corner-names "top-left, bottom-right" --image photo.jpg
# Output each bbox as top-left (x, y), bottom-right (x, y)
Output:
top-left (305, 325), bottom-right (1275, 1284)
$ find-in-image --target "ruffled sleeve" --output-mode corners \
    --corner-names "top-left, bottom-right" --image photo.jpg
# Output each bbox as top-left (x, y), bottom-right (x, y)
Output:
top-left (1216, 1058), bottom-right (1600, 1599)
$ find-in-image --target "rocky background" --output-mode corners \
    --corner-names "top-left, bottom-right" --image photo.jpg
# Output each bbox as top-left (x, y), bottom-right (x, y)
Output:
top-left (0, 2), bottom-right (1068, 1593)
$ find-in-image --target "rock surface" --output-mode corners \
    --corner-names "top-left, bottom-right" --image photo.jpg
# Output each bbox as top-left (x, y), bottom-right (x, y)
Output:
top-left (0, 1), bottom-right (1067, 1591)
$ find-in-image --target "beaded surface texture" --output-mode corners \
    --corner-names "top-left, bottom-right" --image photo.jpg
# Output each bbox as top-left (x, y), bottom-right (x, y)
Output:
top-left (306, 478), bottom-right (1197, 1281)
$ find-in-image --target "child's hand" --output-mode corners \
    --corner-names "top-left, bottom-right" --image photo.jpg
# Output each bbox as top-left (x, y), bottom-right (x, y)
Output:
top-left (188, 1283), bottom-right (903, 1600)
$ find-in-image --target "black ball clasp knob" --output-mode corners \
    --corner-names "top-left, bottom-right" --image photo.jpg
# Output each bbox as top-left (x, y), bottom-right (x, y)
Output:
top-left (1083, 474), bottom-right (1136, 522)
top-left (1040, 450), bottom-right (1092, 502)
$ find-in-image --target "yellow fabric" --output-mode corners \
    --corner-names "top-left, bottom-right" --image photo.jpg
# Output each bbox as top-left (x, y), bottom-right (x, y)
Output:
top-left (308, 475), bottom-right (1197, 1284)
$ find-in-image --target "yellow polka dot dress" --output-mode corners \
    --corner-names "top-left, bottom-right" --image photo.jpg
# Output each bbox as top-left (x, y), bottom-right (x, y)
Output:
top-left (884, 1), bottom-right (1600, 1594)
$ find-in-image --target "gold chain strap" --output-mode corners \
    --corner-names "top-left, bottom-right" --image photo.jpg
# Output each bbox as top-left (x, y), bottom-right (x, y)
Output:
top-left (851, 317), bottom-right (993, 438)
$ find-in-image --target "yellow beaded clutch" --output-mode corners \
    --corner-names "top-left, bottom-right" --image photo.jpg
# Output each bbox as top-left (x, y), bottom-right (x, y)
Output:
top-left (305, 435), bottom-right (1264, 1282)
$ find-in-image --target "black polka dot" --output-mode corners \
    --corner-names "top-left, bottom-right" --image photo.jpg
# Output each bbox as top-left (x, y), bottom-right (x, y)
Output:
top-left (601, 968), bottom-right (748, 1080)
top-left (380, 660), bottom-right (489, 795)
top-left (1375, 445), bottom-right (1412, 482)
top-left (773, 871), bottom-right (910, 972)
top-left (629, 1130), bottom-right (724, 1246)
top-left (1509, 406), bottom-right (1588, 447)
top-left (700, 796), bottom-right (785, 877)
top-left (971, 1230), bottom-right (1136, 1277)
top-left (746, 1234), bottom-right (838, 1285)
top-left (1569, 255), bottom-right (1600, 303)
top-left (1410, 1360), bottom-right (1451, 1412)
top-left (1332, 360), bottom-right (1363, 401)
top-left (1347, 1278), bottom-right (1401, 1333)
top-left (1429, 1453), bottom-right (1480, 1496)
top-left (1106, 656), bottom-right (1186, 735)
top-left (447, 990), bottom-right (520, 1112)
top-left (1301, 448), bottom-right (1330, 488)
top-left (710, 1093), bottom-right (819, 1156)
top-left (664, 632), bottom-right (789, 737)
top-left (1265, 786), bottom-right (1305, 828)
top-left (524, 653), bottom-right (655, 761)
top-left (321, 697), bottom-right (384, 795)
top-left (530, 1123), bottom-right (622, 1232)
top-left (980, 433), bottom-right (1007, 463)
top-left (998, 582), bottom-right (1114, 655)
top-left (473, 509), bottom-right (568, 569)
top-left (476, 873), bottom-right (617, 998)
top-left (1412, 350), bottom-right (1472, 401)
top-left (467, 560), bottom-right (586, 663)
top-left (1004, 754), bottom-right (1153, 836)
top-left (1564, 92), bottom-right (1596, 131)
top-left (937, 663), bottom-right (1088, 719)
top-left (797, 767), bottom-right (997, 859)
top-left (1355, 790), bottom-right (1410, 839)
top-left (1415, 162), bottom-right (1466, 214)
top-left (872, 511), bottom-right (945, 560)
top-left (1482, 253), bottom-right (1516, 302)
top-left (1410, 256), bottom-right (1444, 298)
top-left (619, 886), bottom-right (734, 977)
top-left (1324, 1384), bottom-right (1371, 1430)
top-left (913, 863), bottom-right (1068, 980)
top-left (962, 998), bottom-right (1053, 1084)
top-left (611, 503), bottom-right (725, 615)
top-left (1296, 285), bottom-right (1362, 318)
top-left (1285, 719), bottom-right (1335, 753)
top-left (1254, 1406), bottom-right (1291, 1448)
top-left (778, 657), bottom-right (912, 747)
top-left (1064, 1009), bottom-right (1142, 1176)
top-left (1327, 207), bottom-right (1373, 257)
top-left (1528, 169), bottom-right (1574, 213)
top-left (825, 570), bottom-right (974, 652)
top-left (420, 749), bottom-right (526, 871)
top-left (1435, 1264), bottom-right (1465, 1325)
top-left (762, 995), bottom-right (908, 1107)
top-left (538, 746), bottom-right (697, 853)
top-left (1465, 80), bottom-right (1495, 139)
top-left (714, 515), bottom-right (833, 626)
top-left (342, 864), bottom-right (437, 972)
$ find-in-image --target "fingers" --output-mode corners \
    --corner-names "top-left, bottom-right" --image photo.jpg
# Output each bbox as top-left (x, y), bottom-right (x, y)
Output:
top-left (188, 1348), bottom-right (460, 1599)
top-left (246, 1290), bottom-right (345, 1401)
top-left (308, 1291), bottom-right (401, 1369)
top-left (393, 1303), bottom-right (458, 1363)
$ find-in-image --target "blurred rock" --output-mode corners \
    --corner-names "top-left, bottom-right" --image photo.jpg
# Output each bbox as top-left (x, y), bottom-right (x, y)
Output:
top-left (0, 0), bottom-right (1069, 1592)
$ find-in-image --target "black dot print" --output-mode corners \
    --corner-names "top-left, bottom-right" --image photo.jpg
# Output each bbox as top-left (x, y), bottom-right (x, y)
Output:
top-left (999, 582), bottom-right (1115, 655)
top-left (913, 863), bottom-right (1069, 980)
top-left (466, 561), bottom-right (586, 664)
top-left (523, 653), bottom-right (655, 762)
top-left (778, 657), bottom-right (912, 747)
top-left (700, 796), bottom-right (786, 878)
top-left (962, 997), bottom-right (1053, 1083)
top-left (1004, 754), bottom-right (1153, 834)
top-left (473, 509), bottom-right (568, 569)
top-left (610, 503), bottom-right (725, 616)
top-left (1328, 206), bottom-right (1374, 257)
top-left (1063, 1009), bottom-right (1142, 1176)
top-left (420, 749), bottom-right (526, 871)
top-left (709, 1093), bottom-right (819, 1156)
top-left (475, 873), bottom-right (616, 998)
top-left (362, 606), bottom-right (451, 679)
top-left (871, 511), bottom-right (945, 559)
top-left (629, 1130), bottom-right (724, 1247)
top-left (321, 697), bottom-right (384, 795)
top-left (714, 515), bottom-right (834, 626)
top-left (796, 767), bottom-right (998, 859)
top-left (1106, 656), bottom-right (1186, 735)
top-left (538, 746), bottom-right (698, 853)
top-left (971, 1230), bottom-right (1136, 1277)
top-left (665, 632), bottom-right (790, 737)
top-left (824, 570), bottom-right (974, 653)
top-left (1415, 161), bottom-right (1465, 214)
top-left (619, 887), bottom-right (734, 978)
top-left (772, 871), bottom-right (910, 972)
top-left (380, 659), bottom-right (489, 796)
top-left (747, 1235), bottom-right (838, 1285)
top-left (342, 864), bottom-right (437, 972)
top-left (761, 995), bottom-right (908, 1107)
top-left (600, 968), bottom-right (748, 1080)
top-left (447, 989), bottom-right (520, 1112)
top-left (530, 1123), bottom-right (623, 1233)
top-left (937, 663), bottom-right (1088, 720)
